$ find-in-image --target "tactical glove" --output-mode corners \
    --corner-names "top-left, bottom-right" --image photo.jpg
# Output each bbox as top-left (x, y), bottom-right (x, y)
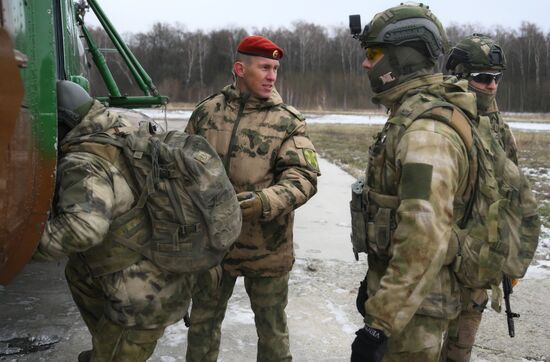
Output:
top-left (351, 325), bottom-right (388, 362)
top-left (237, 191), bottom-right (263, 221)
top-left (356, 273), bottom-right (368, 317)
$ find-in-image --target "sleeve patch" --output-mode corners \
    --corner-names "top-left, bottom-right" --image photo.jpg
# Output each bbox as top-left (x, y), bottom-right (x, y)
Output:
top-left (303, 149), bottom-right (320, 172)
top-left (400, 163), bottom-right (432, 201)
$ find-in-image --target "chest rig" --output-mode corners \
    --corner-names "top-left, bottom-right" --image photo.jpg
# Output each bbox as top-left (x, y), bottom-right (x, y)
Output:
top-left (350, 93), bottom-right (475, 261)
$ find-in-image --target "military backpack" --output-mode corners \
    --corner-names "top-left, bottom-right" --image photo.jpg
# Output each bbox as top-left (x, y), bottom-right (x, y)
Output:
top-left (350, 87), bottom-right (539, 310)
top-left (63, 124), bottom-right (242, 274)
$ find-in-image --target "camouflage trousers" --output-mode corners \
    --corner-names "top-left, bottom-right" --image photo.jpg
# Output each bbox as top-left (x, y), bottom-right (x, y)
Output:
top-left (66, 255), bottom-right (202, 362)
top-left (186, 270), bottom-right (291, 362)
top-left (441, 288), bottom-right (488, 362)
top-left (382, 314), bottom-right (450, 361)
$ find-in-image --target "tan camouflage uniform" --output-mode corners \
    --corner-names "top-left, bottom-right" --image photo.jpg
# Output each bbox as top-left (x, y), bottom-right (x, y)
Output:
top-left (443, 98), bottom-right (519, 362)
top-left (185, 84), bottom-right (319, 362)
top-left (38, 101), bottom-right (204, 362)
top-left (362, 75), bottom-right (477, 361)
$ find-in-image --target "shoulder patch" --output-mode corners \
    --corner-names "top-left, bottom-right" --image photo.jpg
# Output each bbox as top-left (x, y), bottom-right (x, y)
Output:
top-left (280, 104), bottom-right (305, 122)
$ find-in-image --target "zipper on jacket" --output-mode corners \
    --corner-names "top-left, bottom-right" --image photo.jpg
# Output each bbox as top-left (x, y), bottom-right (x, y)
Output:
top-left (224, 95), bottom-right (248, 172)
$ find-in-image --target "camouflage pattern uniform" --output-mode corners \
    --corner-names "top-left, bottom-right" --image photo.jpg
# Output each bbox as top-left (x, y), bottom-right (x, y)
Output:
top-left (442, 34), bottom-right (518, 362)
top-left (185, 84), bottom-right (319, 362)
top-left (362, 74), bottom-right (476, 361)
top-left (442, 101), bottom-right (518, 362)
top-left (348, 5), bottom-right (480, 361)
top-left (38, 101), bottom-right (206, 361)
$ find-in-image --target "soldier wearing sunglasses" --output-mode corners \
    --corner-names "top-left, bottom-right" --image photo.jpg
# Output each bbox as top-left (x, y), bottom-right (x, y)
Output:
top-left (443, 34), bottom-right (519, 362)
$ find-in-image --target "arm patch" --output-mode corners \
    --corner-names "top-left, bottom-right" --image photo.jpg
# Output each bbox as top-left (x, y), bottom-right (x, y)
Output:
top-left (400, 163), bottom-right (433, 201)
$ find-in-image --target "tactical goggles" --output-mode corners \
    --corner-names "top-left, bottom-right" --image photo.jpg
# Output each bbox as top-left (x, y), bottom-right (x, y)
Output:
top-left (365, 47), bottom-right (384, 62)
top-left (469, 72), bottom-right (502, 85)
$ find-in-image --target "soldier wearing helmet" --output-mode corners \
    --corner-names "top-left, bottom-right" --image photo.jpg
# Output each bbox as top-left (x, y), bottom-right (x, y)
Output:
top-left (36, 81), bottom-right (210, 362)
top-left (442, 34), bottom-right (518, 362)
top-left (446, 33), bottom-right (517, 161)
top-left (348, 4), bottom-right (478, 361)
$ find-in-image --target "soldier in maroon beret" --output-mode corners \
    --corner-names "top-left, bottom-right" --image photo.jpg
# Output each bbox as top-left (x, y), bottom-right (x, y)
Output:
top-left (185, 35), bottom-right (320, 362)
top-left (232, 35), bottom-right (284, 99)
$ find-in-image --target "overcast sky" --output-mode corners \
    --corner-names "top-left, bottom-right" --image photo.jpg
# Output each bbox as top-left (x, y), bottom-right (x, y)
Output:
top-left (86, 0), bottom-right (549, 35)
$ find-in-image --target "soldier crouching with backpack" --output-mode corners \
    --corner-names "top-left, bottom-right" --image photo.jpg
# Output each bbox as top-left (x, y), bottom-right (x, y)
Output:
top-left (441, 34), bottom-right (541, 362)
top-left (34, 81), bottom-right (241, 362)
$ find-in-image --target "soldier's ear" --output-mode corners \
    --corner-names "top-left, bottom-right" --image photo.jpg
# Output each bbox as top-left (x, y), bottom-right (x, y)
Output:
top-left (233, 61), bottom-right (245, 78)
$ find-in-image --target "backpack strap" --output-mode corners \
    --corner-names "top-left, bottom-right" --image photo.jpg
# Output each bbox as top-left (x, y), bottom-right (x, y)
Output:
top-left (61, 131), bottom-right (154, 266)
top-left (388, 95), bottom-right (474, 153)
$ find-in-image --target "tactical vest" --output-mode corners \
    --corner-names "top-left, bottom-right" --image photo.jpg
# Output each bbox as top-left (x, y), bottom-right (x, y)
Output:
top-left (62, 126), bottom-right (242, 276)
top-left (350, 93), bottom-right (540, 311)
top-left (351, 93), bottom-right (475, 260)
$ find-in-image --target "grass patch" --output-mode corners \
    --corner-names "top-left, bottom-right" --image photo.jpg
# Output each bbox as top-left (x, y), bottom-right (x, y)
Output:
top-left (308, 124), bottom-right (381, 178)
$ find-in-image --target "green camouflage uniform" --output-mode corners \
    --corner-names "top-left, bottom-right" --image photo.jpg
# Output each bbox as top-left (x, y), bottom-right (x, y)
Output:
top-left (363, 74), bottom-right (477, 360)
top-left (442, 34), bottom-right (528, 362)
top-left (38, 101), bottom-right (205, 361)
top-left (184, 84), bottom-right (319, 362)
top-left (443, 99), bottom-right (519, 362)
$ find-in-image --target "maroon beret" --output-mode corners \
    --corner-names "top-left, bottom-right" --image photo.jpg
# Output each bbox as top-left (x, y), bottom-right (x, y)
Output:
top-left (237, 35), bottom-right (284, 60)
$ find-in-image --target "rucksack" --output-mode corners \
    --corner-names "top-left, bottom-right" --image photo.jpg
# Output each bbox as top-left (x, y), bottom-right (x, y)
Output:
top-left (350, 91), bottom-right (540, 310)
top-left (452, 114), bottom-right (540, 309)
top-left (62, 125), bottom-right (242, 274)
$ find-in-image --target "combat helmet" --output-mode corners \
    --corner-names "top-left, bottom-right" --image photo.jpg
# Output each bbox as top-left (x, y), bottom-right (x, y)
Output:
top-left (446, 33), bottom-right (506, 77)
top-left (57, 80), bottom-right (94, 140)
top-left (351, 2), bottom-right (449, 93)
top-left (57, 80), bottom-right (94, 131)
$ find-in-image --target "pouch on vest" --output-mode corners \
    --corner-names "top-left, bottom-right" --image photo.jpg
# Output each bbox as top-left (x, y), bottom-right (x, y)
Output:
top-left (350, 179), bottom-right (368, 260)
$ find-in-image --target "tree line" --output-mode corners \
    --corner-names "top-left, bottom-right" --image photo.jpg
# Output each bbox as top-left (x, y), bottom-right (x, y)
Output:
top-left (87, 21), bottom-right (550, 112)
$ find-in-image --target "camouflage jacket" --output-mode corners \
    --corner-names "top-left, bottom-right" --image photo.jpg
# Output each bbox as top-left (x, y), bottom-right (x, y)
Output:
top-left (364, 74), bottom-right (477, 337)
top-left (185, 84), bottom-right (320, 277)
top-left (482, 100), bottom-right (518, 164)
top-left (38, 101), bottom-right (137, 261)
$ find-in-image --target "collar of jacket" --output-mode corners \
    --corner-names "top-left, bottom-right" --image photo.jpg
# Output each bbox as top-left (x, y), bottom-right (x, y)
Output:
top-left (372, 73), bottom-right (444, 110)
top-left (62, 100), bottom-right (129, 143)
top-left (373, 74), bottom-right (477, 121)
top-left (221, 84), bottom-right (283, 113)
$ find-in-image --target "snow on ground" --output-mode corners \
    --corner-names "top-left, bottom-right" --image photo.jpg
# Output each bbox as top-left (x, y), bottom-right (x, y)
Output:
top-left (138, 109), bottom-right (550, 132)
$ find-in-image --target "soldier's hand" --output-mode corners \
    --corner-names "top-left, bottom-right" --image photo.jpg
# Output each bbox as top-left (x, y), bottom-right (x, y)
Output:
top-left (237, 192), bottom-right (263, 221)
top-left (511, 278), bottom-right (519, 287)
top-left (351, 325), bottom-right (387, 362)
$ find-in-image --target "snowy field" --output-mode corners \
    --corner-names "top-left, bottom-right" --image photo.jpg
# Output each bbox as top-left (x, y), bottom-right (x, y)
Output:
top-left (139, 109), bottom-right (550, 132)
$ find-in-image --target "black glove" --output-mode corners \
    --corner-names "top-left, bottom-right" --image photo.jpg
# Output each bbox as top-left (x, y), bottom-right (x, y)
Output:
top-left (351, 325), bottom-right (388, 362)
top-left (356, 273), bottom-right (368, 317)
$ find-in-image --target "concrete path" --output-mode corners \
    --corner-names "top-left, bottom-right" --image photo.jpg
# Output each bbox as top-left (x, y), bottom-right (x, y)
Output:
top-left (294, 157), bottom-right (357, 263)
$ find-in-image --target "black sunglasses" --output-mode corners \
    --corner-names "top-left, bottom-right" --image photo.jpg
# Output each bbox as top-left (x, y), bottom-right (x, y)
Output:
top-left (469, 72), bottom-right (502, 85)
